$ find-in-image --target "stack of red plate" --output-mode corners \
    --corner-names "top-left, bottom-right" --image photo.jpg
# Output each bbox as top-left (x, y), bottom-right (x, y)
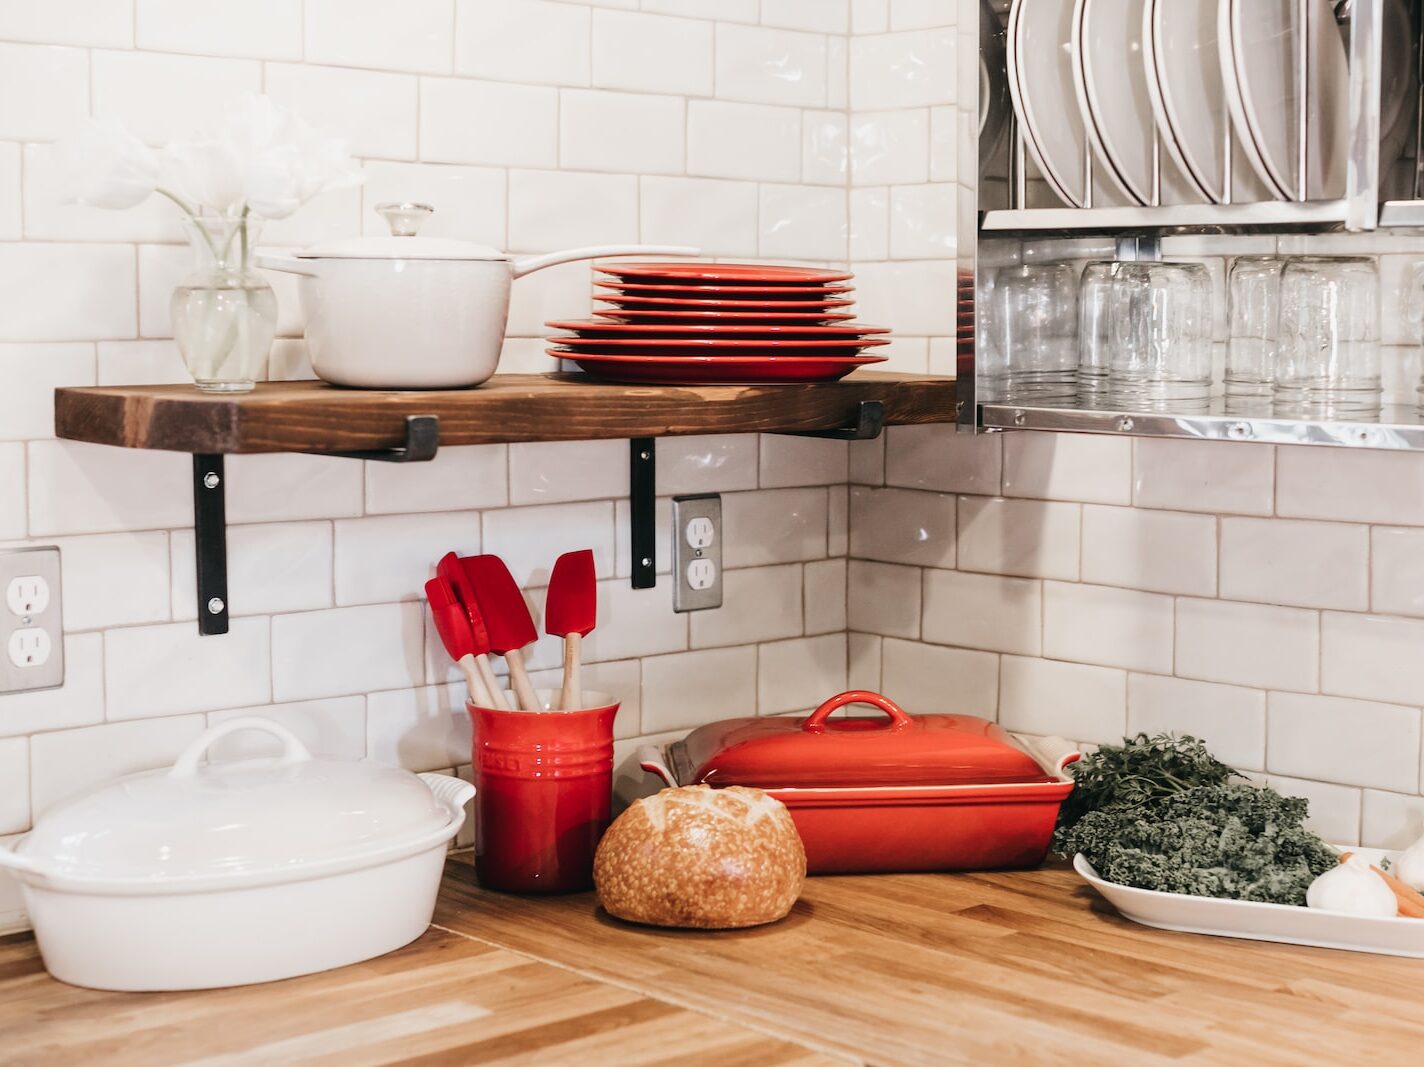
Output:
top-left (545, 262), bottom-right (891, 384)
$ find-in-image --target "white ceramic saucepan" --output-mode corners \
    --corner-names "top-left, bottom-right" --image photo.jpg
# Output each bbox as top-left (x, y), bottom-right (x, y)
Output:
top-left (0, 717), bottom-right (475, 991)
top-left (255, 202), bottom-right (697, 389)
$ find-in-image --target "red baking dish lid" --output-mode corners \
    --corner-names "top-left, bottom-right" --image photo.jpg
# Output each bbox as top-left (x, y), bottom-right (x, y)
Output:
top-left (678, 691), bottom-right (1059, 789)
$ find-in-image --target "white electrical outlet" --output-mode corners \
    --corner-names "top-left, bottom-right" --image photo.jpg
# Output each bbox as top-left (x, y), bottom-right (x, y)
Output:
top-left (672, 495), bottom-right (723, 612)
top-left (0, 547), bottom-right (64, 694)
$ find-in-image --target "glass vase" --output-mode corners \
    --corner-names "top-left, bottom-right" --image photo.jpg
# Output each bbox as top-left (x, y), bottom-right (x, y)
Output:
top-left (171, 215), bottom-right (278, 393)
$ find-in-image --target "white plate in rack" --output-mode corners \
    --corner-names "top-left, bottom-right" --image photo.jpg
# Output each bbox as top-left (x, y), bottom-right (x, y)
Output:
top-left (1076, 848), bottom-right (1424, 958)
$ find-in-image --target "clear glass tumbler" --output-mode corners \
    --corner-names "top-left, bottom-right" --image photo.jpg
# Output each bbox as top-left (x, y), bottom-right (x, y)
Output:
top-left (1407, 260), bottom-right (1424, 412)
top-left (981, 262), bottom-right (1079, 405)
top-left (1225, 255), bottom-right (1284, 416)
top-left (1107, 261), bottom-right (1213, 413)
top-left (1078, 262), bottom-right (1119, 409)
top-left (1275, 256), bottom-right (1380, 419)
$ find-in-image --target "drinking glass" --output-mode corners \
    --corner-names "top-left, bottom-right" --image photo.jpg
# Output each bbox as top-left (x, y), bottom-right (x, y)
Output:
top-left (1407, 260), bottom-right (1424, 412)
top-left (1107, 261), bottom-right (1213, 413)
top-left (1225, 255), bottom-right (1284, 416)
top-left (1275, 256), bottom-right (1380, 419)
top-left (980, 262), bottom-right (1079, 405)
top-left (1078, 262), bottom-right (1119, 408)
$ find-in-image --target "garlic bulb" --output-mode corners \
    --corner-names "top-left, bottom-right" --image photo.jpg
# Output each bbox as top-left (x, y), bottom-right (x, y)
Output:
top-left (1395, 834), bottom-right (1424, 892)
top-left (1306, 855), bottom-right (1398, 917)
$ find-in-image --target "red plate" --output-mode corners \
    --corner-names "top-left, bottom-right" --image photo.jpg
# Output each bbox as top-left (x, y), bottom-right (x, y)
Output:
top-left (550, 350), bottom-right (886, 384)
top-left (597, 281), bottom-right (854, 298)
top-left (596, 262), bottom-right (852, 285)
top-left (597, 294), bottom-right (855, 311)
top-left (594, 309), bottom-right (858, 324)
top-left (549, 336), bottom-right (889, 352)
top-left (547, 320), bottom-right (889, 339)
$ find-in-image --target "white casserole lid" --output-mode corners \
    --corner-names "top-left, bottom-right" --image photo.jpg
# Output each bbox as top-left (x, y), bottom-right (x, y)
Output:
top-left (17, 718), bottom-right (454, 882)
top-left (295, 201), bottom-right (508, 261)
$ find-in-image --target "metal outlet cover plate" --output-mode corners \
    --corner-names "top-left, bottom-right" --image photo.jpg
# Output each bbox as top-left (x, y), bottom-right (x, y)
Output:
top-left (672, 494), bottom-right (723, 612)
top-left (0, 546), bottom-right (64, 694)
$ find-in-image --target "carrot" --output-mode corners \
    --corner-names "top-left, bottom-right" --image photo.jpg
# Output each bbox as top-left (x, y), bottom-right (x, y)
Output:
top-left (1338, 851), bottom-right (1424, 919)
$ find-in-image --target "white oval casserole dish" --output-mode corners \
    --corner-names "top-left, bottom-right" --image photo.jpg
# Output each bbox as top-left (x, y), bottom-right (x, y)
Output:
top-left (0, 717), bottom-right (475, 991)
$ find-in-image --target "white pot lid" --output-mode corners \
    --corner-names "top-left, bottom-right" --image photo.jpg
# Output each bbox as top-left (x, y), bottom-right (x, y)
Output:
top-left (18, 718), bottom-right (452, 881)
top-left (295, 202), bottom-right (509, 261)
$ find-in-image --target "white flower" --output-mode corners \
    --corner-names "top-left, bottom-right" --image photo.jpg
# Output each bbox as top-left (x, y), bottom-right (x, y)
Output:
top-left (160, 139), bottom-right (247, 216)
top-left (52, 117), bottom-right (161, 210)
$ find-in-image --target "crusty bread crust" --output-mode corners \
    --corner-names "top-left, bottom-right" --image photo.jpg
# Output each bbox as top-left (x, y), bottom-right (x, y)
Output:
top-left (594, 785), bottom-right (806, 929)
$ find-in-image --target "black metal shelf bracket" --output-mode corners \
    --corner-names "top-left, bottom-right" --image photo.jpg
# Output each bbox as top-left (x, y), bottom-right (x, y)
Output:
top-left (190, 415), bottom-right (441, 635)
top-left (779, 399), bottom-right (885, 441)
top-left (630, 438), bottom-right (656, 589)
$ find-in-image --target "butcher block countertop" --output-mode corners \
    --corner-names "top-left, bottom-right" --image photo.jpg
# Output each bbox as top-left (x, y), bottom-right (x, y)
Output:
top-left (4, 856), bottom-right (1422, 1066)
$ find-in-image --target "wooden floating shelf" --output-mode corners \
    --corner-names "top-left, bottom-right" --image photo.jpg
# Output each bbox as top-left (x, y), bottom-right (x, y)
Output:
top-left (53, 371), bottom-right (957, 455)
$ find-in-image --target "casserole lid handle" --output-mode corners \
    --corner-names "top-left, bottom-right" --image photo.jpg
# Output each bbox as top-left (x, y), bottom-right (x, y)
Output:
top-left (169, 716), bottom-right (313, 778)
top-left (802, 690), bottom-right (912, 732)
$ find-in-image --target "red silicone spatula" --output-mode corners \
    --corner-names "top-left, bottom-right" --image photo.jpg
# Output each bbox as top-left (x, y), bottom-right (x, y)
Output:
top-left (461, 554), bottom-right (541, 712)
top-left (436, 552), bottom-right (509, 710)
top-left (424, 576), bottom-right (494, 708)
top-left (546, 550), bottom-right (596, 711)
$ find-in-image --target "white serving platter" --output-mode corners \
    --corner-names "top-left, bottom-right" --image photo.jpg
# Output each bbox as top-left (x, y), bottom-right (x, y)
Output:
top-left (1076, 848), bottom-right (1424, 958)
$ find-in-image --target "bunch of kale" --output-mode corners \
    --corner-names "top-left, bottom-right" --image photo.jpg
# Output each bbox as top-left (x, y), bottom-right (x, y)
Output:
top-left (1054, 734), bottom-right (1337, 906)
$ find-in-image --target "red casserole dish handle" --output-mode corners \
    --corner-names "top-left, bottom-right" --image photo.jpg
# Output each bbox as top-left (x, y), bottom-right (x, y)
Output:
top-left (802, 690), bottom-right (911, 732)
top-left (637, 745), bottom-right (677, 787)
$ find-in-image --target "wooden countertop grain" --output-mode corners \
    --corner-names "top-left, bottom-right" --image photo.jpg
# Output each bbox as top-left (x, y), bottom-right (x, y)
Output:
top-left (4, 857), bottom-right (1422, 1066)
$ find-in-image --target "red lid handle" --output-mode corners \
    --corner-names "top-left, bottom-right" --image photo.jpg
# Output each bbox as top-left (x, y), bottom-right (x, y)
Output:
top-left (802, 690), bottom-right (912, 731)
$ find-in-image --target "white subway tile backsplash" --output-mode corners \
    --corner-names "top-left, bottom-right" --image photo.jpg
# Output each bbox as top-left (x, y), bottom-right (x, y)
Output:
top-left (888, 183), bottom-right (956, 259)
top-left (1044, 582), bottom-right (1174, 674)
top-left (849, 28), bottom-right (955, 110)
top-left (456, 0), bottom-right (590, 85)
top-left (0, 633), bottom-right (103, 738)
top-left (0, 1), bottom-right (132, 47)
top-left (850, 108), bottom-right (929, 185)
top-left (691, 563), bottom-right (803, 647)
top-left (508, 169), bottom-right (639, 250)
top-left (957, 497), bottom-right (1079, 581)
top-left (1001, 656), bottom-right (1126, 744)
top-left (1127, 673), bottom-right (1266, 771)
top-left (1268, 774), bottom-right (1362, 846)
top-left (849, 486), bottom-right (954, 568)
top-left (360, 162), bottom-right (506, 247)
top-left (482, 500), bottom-right (616, 588)
top-left (929, 106), bottom-right (957, 182)
top-left (0, 142), bottom-right (17, 241)
top-left (0, 43), bottom-right (88, 142)
top-left (561, 90), bottom-right (685, 175)
top-left (758, 633), bottom-right (847, 714)
top-left (0, 444), bottom-right (22, 540)
top-left (641, 645), bottom-right (756, 732)
top-left (207, 697), bottom-right (366, 761)
top-left (1219, 517), bottom-right (1369, 611)
top-left (92, 50), bottom-right (261, 145)
top-left (226, 453), bottom-right (363, 524)
top-left (0, 740), bottom-right (27, 834)
top-left (53, 532), bottom-right (170, 631)
top-left (137, 0), bottom-right (302, 59)
top-left (758, 184), bottom-right (848, 261)
top-left (420, 78), bottom-right (558, 168)
top-left (848, 631), bottom-right (882, 690)
top-left (505, 260), bottom-right (595, 336)
top-left (172, 521), bottom-right (333, 620)
top-left (885, 425), bottom-right (1002, 496)
top-left (1081, 505), bottom-right (1217, 597)
top-left (922, 568), bottom-right (1041, 656)
top-left (654, 435), bottom-right (758, 494)
top-left (266, 64), bottom-right (418, 161)
top-left (828, 485), bottom-right (849, 557)
top-left (849, 435), bottom-right (885, 486)
top-left (803, 110), bottom-right (848, 185)
top-left (688, 100), bottom-right (802, 182)
top-left (763, 0), bottom-right (851, 33)
top-left (1175, 598), bottom-right (1318, 692)
top-left (1371, 526), bottom-right (1424, 617)
top-left (23, 144), bottom-right (182, 243)
top-left (29, 715), bottom-right (206, 818)
top-left (644, 0), bottom-right (757, 20)
top-left (640, 177), bottom-right (759, 257)
top-left (106, 618), bottom-right (271, 720)
top-left (592, 10), bottom-right (714, 96)
top-left (0, 244), bottom-right (136, 343)
top-left (1003, 432), bottom-right (1132, 505)
top-left (852, 0), bottom-right (890, 33)
top-left (305, 0), bottom-right (454, 74)
top-left (849, 186), bottom-right (890, 259)
top-left (584, 580), bottom-right (688, 663)
top-left (847, 559), bottom-right (920, 638)
top-left (334, 512), bottom-right (479, 607)
top-left (722, 488), bottom-right (827, 568)
top-left (716, 23), bottom-right (827, 107)
top-left (365, 445), bottom-right (508, 514)
top-left (1277, 446), bottom-right (1424, 525)
top-left (1268, 692), bottom-right (1421, 794)
top-left (1321, 612), bottom-right (1424, 706)
top-left (881, 637), bottom-right (997, 716)
top-left (805, 556), bottom-right (847, 635)
top-left (852, 259), bottom-right (957, 335)
top-left (272, 603), bottom-right (426, 703)
top-left (365, 683), bottom-right (470, 772)
top-left (890, 0), bottom-right (951, 29)
top-left (0, 344), bottom-right (93, 440)
top-left (1361, 789), bottom-right (1424, 850)
top-left (759, 436), bottom-right (848, 488)
top-left (1132, 438), bottom-right (1274, 516)
top-left (509, 439), bottom-right (628, 505)
top-left (95, 341), bottom-right (188, 386)
top-left (28, 440), bottom-right (189, 536)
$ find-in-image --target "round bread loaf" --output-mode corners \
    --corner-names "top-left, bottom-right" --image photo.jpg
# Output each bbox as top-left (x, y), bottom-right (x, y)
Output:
top-left (594, 785), bottom-right (806, 929)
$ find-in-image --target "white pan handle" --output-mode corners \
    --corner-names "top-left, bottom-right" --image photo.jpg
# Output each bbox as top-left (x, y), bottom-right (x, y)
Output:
top-left (253, 250), bottom-right (320, 277)
top-left (170, 717), bottom-right (313, 777)
top-left (1009, 733), bottom-right (1081, 780)
top-left (636, 744), bottom-right (678, 787)
top-left (0, 840), bottom-right (56, 884)
top-left (511, 244), bottom-right (700, 279)
top-left (418, 772), bottom-right (476, 819)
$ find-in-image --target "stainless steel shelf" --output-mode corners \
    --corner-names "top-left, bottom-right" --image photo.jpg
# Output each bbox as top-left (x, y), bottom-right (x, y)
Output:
top-left (980, 402), bottom-right (1424, 450)
top-left (981, 201), bottom-right (1352, 236)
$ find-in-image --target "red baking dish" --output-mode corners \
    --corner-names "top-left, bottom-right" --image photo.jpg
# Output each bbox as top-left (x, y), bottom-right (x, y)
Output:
top-left (637, 691), bottom-right (1079, 875)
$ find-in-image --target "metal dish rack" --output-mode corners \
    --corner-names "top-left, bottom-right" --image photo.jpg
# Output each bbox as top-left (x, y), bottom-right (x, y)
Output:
top-left (963, 0), bottom-right (1424, 450)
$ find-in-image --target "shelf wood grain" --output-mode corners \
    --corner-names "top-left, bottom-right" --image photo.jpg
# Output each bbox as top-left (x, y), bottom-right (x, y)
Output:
top-left (53, 372), bottom-right (957, 455)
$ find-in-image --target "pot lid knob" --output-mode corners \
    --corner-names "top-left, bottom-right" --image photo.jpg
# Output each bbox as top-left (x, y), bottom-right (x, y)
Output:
top-left (375, 201), bottom-right (434, 237)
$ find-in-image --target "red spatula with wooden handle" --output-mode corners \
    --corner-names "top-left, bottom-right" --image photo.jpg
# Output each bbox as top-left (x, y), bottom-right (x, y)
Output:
top-left (546, 550), bottom-right (596, 711)
top-left (436, 553), bottom-right (508, 710)
top-left (461, 554), bottom-right (541, 712)
top-left (424, 576), bottom-right (494, 708)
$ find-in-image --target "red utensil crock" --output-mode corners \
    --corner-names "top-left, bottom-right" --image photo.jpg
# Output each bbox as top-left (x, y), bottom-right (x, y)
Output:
top-left (468, 689), bottom-right (619, 894)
